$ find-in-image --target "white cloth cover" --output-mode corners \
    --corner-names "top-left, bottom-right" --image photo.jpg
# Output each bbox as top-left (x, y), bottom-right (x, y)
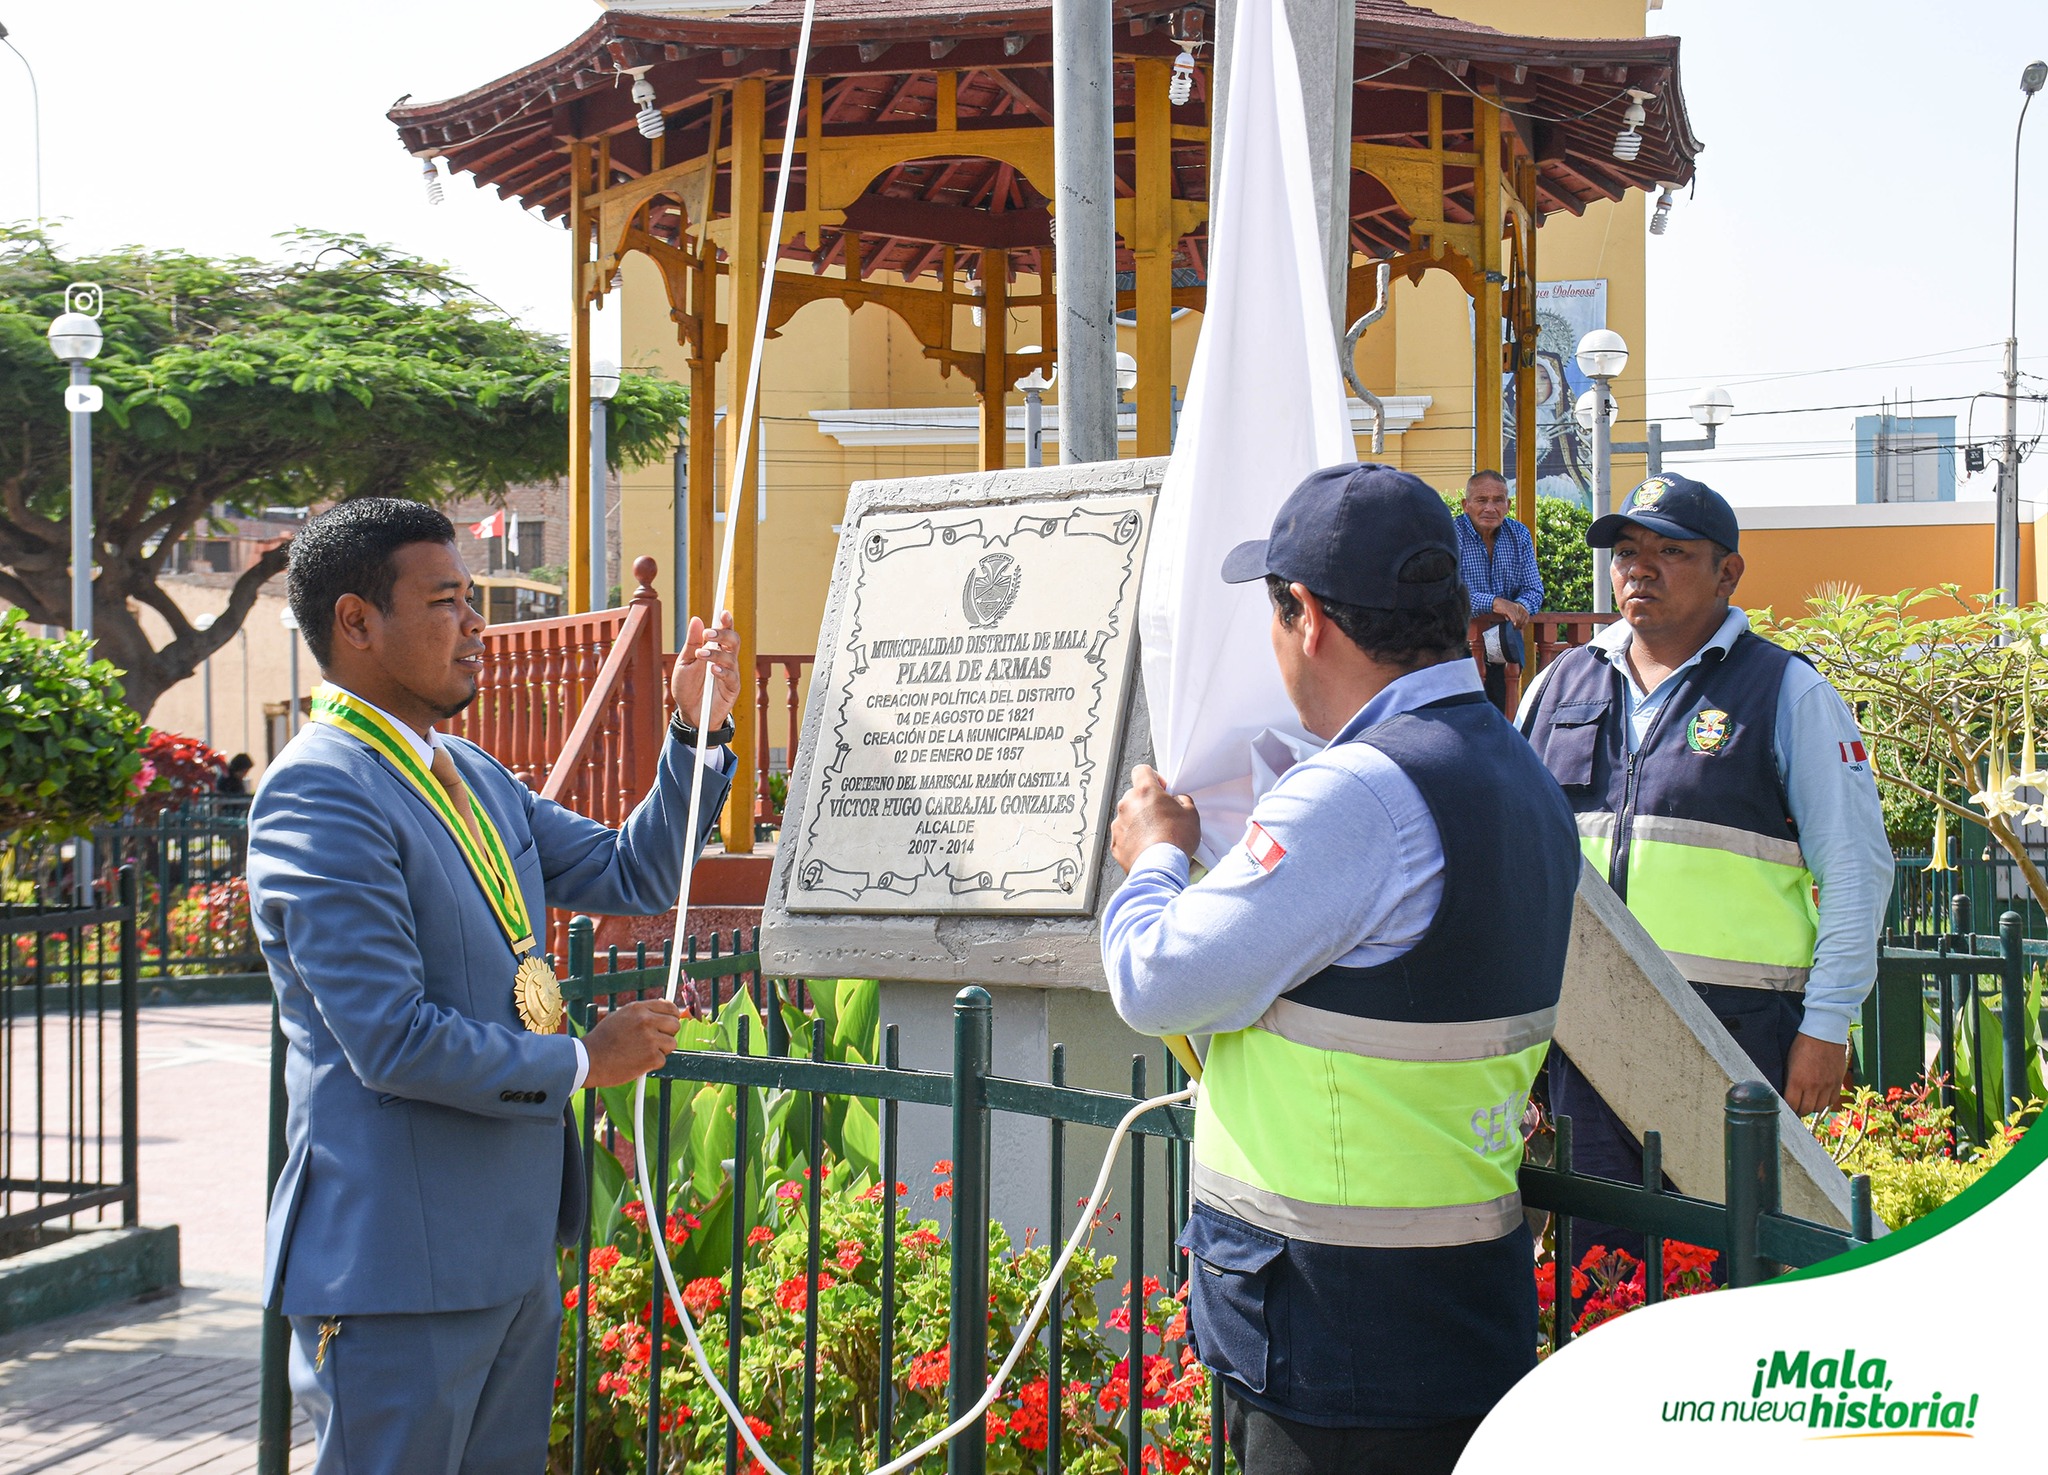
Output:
top-left (1136, 0), bottom-right (1356, 867)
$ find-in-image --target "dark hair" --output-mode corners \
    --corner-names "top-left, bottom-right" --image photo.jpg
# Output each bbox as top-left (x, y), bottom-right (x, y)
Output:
top-left (227, 753), bottom-right (254, 774)
top-left (287, 498), bottom-right (456, 666)
top-left (1466, 469), bottom-right (1510, 493)
top-left (1266, 551), bottom-right (1470, 667)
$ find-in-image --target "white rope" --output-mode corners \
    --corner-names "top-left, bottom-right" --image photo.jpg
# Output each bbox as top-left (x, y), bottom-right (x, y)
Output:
top-left (609, 4), bottom-right (1207, 1470)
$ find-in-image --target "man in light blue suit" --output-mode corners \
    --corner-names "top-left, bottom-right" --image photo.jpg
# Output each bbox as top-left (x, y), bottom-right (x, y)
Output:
top-left (249, 499), bottom-right (741, 1473)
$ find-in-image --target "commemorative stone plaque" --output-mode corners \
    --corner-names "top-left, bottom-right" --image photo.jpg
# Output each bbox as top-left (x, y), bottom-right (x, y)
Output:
top-left (786, 491), bottom-right (1152, 915)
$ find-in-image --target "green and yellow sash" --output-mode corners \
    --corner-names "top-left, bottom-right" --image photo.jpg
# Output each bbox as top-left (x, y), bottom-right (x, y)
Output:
top-left (310, 684), bottom-right (536, 955)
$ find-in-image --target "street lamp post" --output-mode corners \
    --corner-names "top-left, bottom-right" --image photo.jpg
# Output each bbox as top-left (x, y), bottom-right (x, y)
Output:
top-left (1997, 61), bottom-right (2047, 605)
top-left (280, 606), bottom-right (301, 743)
top-left (195, 612), bottom-right (217, 749)
top-left (1574, 329), bottom-right (1629, 614)
top-left (590, 360), bottom-right (621, 609)
top-left (47, 284), bottom-right (103, 638)
top-left (1014, 348), bottom-right (1056, 468)
top-left (1610, 386), bottom-right (1735, 476)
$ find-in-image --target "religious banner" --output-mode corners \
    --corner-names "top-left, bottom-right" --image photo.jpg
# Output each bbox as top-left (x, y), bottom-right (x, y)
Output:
top-left (1505, 278), bottom-right (1607, 510)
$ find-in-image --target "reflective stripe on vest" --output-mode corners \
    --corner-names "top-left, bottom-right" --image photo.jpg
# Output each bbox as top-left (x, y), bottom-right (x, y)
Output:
top-left (1191, 1010), bottom-right (1548, 1248)
top-left (1576, 813), bottom-right (1817, 991)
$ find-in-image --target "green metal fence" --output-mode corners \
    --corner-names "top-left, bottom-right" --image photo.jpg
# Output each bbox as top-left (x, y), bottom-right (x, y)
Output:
top-left (1869, 901), bottom-right (2043, 1147)
top-left (4, 799), bottom-right (259, 982)
top-left (253, 916), bottom-right (1885, 1475)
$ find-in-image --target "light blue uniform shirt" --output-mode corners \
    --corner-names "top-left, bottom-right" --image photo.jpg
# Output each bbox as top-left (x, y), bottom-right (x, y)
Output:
top-left (1519, 608), bottom-right (1893, 1044)
top-left (1101, 660), bottom-right (1484, 1038)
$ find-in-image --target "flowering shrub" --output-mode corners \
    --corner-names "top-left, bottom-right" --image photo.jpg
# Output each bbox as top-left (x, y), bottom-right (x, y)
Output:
top-left (165, 877), bottom-right (255, 972)
top-left (552, 1157), bottom-right (1212, 1474)
top-left (129, 731), bottom-right (228, 821)
top-left (1813, 1082), bottom-right (2029, 1228)
top-left (1534, 1240), bottom-right (1719, 1352)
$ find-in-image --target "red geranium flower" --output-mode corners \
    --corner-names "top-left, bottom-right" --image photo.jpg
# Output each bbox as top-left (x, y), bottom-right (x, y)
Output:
top-left (908, 1348), bottom-right (950, 1390)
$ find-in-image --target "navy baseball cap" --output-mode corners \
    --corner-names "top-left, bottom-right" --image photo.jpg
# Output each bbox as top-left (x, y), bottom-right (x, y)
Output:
top-left (1587, 473), bottom-right (1741, 551)
top-left (1220, 462), bottom-right (1460, 609)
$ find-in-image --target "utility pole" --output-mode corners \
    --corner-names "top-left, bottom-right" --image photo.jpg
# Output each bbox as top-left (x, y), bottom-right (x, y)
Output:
top-left (1052, 0), bottom-right (1117, 463)
top-left (1997, 61), bottom-right (2045, 603)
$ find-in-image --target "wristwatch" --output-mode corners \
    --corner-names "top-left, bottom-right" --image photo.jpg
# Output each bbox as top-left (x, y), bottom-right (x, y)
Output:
top-left (670, 713), bottom-right (736, 748)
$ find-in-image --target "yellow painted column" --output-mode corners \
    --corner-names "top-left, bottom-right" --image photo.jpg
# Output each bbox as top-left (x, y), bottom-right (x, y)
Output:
top-left (978, 259), bottom-right (1009, 471)
top-left (567, 142), bottom-right (593, 613)
top-left (720, 78), bottom-right (765, 853)
top-left (1471, 97), bottom-right (1505, 480)
top-left (686, 254), bottom-right (717, 629)
top-left (1132, 56), bottom-right (1175, 459)
top-left (1513, 165), bottom-right (1539, 541)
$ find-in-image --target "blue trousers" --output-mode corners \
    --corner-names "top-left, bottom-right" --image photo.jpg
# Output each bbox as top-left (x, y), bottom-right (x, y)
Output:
top-left (289, 1265), bottom-right (562, 1475)
top-left (1547, 983), bottom-right (1804, 1266)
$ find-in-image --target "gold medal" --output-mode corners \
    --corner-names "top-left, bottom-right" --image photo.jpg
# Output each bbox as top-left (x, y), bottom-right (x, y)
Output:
top-left (514, 953), bottom-right (564, 1034)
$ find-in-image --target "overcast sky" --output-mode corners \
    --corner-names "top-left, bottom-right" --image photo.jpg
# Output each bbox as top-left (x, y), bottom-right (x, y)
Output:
top-left (3, 0), bottom-right (2041, 506)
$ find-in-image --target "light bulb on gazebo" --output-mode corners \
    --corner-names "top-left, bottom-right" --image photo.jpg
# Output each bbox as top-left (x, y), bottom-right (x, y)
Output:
top-left (420, 155), bottom-right (445, 205)
top-left (632, 71), bottom-right (664, 140)
top-left (1612, 97), bottom-right (1648, 162)
top-left (1169, 50), bottom-right (1196, 106)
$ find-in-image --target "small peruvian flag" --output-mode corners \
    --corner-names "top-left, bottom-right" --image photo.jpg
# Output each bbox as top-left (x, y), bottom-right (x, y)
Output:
top-left (1840, 740), bottom-right (1868, 764)
top-left (1243, 821), bottom-right (1287, 874)
top-left (470, 509), bottom-right (507, 541)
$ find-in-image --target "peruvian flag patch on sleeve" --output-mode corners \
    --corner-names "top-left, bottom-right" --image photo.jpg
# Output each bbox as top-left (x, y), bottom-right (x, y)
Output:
top-left (1840, 740), bottom-right (1868, 764)
top-left (1243, 821), bottom-right (1287, 873)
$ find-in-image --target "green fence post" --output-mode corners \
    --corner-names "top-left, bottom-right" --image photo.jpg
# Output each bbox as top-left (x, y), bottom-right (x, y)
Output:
top-left (2000, 912), bottom-right (2028, 1120)
top-left (118, 866), bottom-right (140, 1226)
top-left (947, 988), bottom-right (992, 1475)
top-left (258, 999), bottom-right (292, 1475)
top-left (1723, 1082), bottom-right (1780, 1288)
top-left (567, 916), bottom-right (594, 1475)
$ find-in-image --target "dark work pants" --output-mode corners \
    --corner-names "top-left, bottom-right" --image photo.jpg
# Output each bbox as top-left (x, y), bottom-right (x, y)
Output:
top-left (1481, 660), bottom-right (1510, 714)
top-left (1223, 1389), bottom-right (1482, 1475)
top-left (1547, 984), bottom-right (1805, 1265)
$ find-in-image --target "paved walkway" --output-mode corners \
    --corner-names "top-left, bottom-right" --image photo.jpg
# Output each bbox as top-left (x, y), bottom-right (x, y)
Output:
top-left (0, 1286), bottom-right (311, 1474)
top-left (0, 1004), bottom-right (310, 1473)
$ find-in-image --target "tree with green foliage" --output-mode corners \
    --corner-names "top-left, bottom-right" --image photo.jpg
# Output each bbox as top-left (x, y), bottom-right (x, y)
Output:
top-left (1757, 588), bottom-right (2048, 913)
top-left (0, 229), bottom-right (687, 716)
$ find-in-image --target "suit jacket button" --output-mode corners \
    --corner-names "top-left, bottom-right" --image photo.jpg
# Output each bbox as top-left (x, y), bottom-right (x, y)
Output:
top-left (532, 1090), bottom-right (547, 1103)
top-left (500, 1091), bottom-right (516, 1102)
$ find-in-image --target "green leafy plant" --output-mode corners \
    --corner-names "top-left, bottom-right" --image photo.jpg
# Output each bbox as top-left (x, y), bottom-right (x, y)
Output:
top-left (0, 227), bottom-right (689, 715)
top-left (1533, 495), bottom-right (1593, 614)
top-left (1811, 1082), bottom-right (2032, 1228)
top-left (553, 1157), bottom-right (1213, 1474)
top-left (1756, 589), bottom-right (2048, 914)
top-left (0, 610), bottom-right (155, 839)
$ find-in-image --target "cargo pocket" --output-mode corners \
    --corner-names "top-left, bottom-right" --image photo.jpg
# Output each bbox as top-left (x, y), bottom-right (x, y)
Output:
top-left (1542, 697), bottom-right (1611, 789)
top-left (1177, 1202), bottom-right (1284, 1395)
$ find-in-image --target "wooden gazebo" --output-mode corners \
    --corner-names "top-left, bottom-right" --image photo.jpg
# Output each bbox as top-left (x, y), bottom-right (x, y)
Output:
top-left (391, 0), bottom-right (1698, 838)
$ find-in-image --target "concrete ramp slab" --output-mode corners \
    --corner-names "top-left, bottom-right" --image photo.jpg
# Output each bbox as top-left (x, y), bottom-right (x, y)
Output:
top-left (1558, 859), bottom-right (1863, 1232)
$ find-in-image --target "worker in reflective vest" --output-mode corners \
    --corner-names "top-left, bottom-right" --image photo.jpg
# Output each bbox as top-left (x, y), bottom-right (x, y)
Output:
top-left (1519, 474), bottom-right (1892, 1256)
top-left (1103, 464), bottom-right (1581, 1475)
